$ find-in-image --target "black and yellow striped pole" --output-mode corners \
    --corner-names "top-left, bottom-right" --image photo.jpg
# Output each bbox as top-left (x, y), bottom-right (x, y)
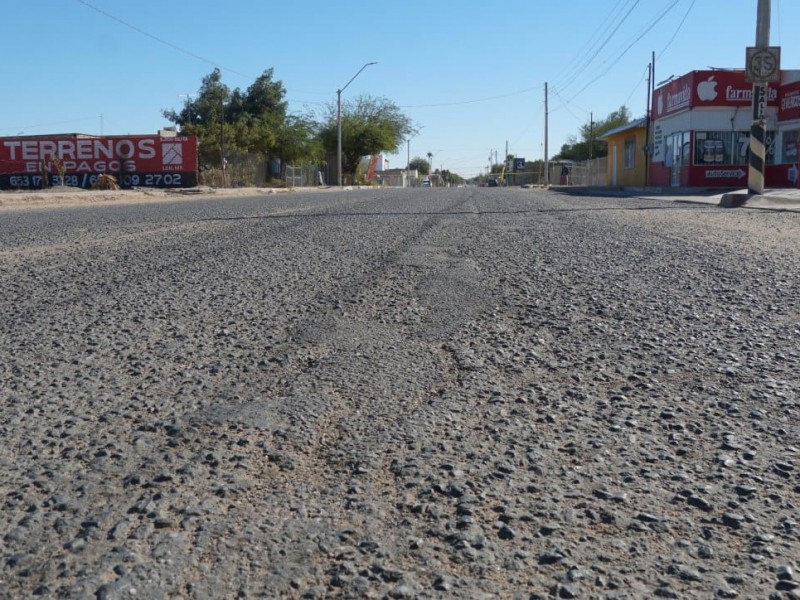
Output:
top-left (748, 84), bottom-right (767, 195)
top-left (747, 0), bottom-right (771, 196)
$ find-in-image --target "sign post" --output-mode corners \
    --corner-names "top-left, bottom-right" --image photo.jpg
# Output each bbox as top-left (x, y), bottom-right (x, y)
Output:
top-left (746, 0), bottom-right (777, 196)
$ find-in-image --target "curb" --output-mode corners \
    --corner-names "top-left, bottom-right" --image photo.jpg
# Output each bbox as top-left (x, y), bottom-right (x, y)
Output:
top-left (719, 193), bottom-right (750, 208)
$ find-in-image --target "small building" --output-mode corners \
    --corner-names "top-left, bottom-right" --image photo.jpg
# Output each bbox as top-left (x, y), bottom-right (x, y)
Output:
top-left (597, 117), bottom-right (648, 187)
top-left (649, 68), bottom-right (800, 188)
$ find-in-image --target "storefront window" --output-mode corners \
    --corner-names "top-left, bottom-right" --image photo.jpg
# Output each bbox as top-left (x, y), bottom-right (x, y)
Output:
top-left (681, 133), bottom-right (691, 164)
top-left (782, 129), bottom-right (800, 164)
top-left (695, 132), bottom-right (732, 165)
top-left (732, 132), bottom-right (751, 165)
top-left (695, 131), bottom-right (775, 165)
top-left (767, 131), bottom-right (777, 164)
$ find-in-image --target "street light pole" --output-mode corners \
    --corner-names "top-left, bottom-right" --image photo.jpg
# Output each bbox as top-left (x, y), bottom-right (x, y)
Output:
top-left (337, 62), bottom-right (377, 187)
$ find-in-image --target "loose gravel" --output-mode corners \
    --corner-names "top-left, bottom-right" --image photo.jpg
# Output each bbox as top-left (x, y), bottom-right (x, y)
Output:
top-left (1, 188), bottom-right (798, 599)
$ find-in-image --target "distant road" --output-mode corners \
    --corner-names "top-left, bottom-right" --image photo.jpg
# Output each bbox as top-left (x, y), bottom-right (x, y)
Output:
top-left (2, 187), bottom-right (799, 598)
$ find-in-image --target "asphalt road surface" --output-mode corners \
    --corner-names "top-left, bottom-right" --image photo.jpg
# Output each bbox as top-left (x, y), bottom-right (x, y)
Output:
top-left (1, 187), bottom-right (799, 599)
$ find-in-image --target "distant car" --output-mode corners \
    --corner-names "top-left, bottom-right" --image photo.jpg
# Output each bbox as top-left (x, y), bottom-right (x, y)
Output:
top-left (487, 177), bottom-right (499, 187)
top-left (422, 179), bottom-right (431, 187)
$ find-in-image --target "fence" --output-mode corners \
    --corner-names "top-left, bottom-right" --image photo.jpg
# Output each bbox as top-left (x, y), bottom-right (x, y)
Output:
top-left (197, 153), bottom-right (329, 188)
top-left (504, 170), bottom-right (545, 186)
top-left (549, 157), bottom-right (607, 187)
top-left (286, 164), bottom-right (326, 187)
top-left (198, 152), bottom-right (267, 188)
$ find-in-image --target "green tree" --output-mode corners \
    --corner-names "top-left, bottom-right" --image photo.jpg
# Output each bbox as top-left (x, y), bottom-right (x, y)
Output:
top-left (555, 105), bottom-right (632, 161)
top-left (408, 156), bottom-right (430, 175)
top-left (273, 114), bottom-right (323, 176)
top-left (440, 169), bottom-right (464, 185)
top-left (163, 68), bottom-right (318, 180)
top-left (318, 95), bottom-right (413, 183)
top-left (163, 69), bottom-right (230, 167)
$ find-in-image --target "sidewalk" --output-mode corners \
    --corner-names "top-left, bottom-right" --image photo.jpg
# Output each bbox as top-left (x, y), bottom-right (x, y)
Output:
top-left (549, 185), bottom-right (800, 213)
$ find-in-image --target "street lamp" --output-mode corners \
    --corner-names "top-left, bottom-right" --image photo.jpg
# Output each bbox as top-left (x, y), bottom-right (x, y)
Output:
top-left (337, 61), bottom-right (377, 187)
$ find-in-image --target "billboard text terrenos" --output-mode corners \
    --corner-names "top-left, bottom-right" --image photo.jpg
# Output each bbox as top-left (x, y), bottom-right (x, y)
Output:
top-left (0, 135), bottom-right (198, 190)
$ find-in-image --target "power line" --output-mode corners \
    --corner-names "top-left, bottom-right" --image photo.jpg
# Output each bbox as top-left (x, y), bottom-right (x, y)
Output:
top-left (74, 0), bottom-right (253, 80)
top-left (622, 64), bottom-right (651, 108)
top-left (551, 0), bottom-right (632, 89)
top-left (552, 0), bottom-right (642, 95)
top-left (551, 91), bottom-right (590, 121)
top-left (562, 0), bottom-right (682, 105)
top-left (657, 0), bottom-right (697, 59)
top-left (0, 116), bottom-right (100, 134)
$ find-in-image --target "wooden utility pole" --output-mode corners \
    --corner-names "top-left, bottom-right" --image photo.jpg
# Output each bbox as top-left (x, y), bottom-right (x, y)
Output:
top-left (544, 82), bottom-right (549, 186)
top-left (645, 53), bottom-right (654, 188)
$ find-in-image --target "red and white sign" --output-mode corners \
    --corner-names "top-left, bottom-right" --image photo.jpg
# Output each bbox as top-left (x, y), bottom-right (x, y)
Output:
top-left (653, 70), bottom-right (780, 117)
top-left (0, 134), bottom-right (198, 189)
top-left (779, 80), bottom-right (800, 122)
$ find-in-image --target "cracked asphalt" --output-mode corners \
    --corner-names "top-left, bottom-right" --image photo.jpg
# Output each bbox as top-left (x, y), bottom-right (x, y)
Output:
top-left (1, 187), bottom-right (799, 599)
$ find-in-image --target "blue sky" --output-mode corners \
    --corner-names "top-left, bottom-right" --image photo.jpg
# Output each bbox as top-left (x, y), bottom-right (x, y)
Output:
top-left (2, 0), bottom-right (798, 178)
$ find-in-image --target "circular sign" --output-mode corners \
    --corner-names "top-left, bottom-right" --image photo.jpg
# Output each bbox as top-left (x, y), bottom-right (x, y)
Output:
top-left (746, 46), bottom-right (781, 83)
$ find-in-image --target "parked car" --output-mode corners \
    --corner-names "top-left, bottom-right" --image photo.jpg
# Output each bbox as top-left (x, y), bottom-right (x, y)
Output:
top-left (487, 177), bottom-right (499, 187)
top-left (422, 179), bottom-right (431, 187)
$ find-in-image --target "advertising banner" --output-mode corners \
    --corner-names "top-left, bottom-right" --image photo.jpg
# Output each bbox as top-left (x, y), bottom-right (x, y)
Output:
top-left (0, 134), bottom-right (198, 190)
top-left (779, 80), bottom-right (800, 122)
top-left (653, 70), bottom-right (780, 118)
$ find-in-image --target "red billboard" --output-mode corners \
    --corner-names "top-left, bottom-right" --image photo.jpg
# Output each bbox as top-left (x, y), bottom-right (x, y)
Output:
top-left (653, 70), bottom-right (780, 118)
top-left (0, 134), bottom-right (198, 190)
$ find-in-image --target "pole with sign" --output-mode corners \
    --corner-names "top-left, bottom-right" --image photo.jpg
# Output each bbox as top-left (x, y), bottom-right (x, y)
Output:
top-left (746, 0), bottom-right (778, 195)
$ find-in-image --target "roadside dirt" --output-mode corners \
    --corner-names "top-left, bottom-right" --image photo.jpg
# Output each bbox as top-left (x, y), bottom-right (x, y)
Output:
top-left (0, 185), bottom-right (315, 212)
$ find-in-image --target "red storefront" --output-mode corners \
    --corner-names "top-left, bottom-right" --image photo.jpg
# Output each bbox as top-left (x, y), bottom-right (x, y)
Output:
top-left (0, 133), bottom-right (198, 190)
top-left (650, 69), bottom-right (800, 188)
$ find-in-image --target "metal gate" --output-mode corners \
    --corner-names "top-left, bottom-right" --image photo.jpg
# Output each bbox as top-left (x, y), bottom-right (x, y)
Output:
top-left (285, 164), bottom-right (325, 187)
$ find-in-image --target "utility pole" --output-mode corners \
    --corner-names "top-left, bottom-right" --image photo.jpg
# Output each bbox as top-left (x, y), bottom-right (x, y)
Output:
top-left (588, 112), bottom-right (593, 187)
top-left (544, 82), bottom-right (549, 186)
top-left (220, 97), bottom-right (226, 188)
top-left (644, 52), bottom-right (656, 187)
top-left (505, 140), bottom-right (509, 186)
top-left (748, 0), bottom-right (771, 195)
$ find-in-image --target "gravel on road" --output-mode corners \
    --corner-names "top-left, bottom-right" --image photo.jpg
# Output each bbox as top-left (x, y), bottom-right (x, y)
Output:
top-left (1, 188), bottom-right (798, 599)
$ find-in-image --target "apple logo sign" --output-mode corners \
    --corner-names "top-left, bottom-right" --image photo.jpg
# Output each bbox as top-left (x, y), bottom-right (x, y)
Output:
top-left (697, 76), bottom-right (718, 101)
top-left (657, 94), bottom-right (664, 115)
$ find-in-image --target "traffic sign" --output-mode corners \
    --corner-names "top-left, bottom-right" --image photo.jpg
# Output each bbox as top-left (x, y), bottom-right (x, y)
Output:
top-left (745, 46), bottom-right (781, 83)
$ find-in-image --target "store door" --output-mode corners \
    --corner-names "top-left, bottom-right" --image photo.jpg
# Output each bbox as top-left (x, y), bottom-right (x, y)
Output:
top-left (666, 134), bottom-right (682, 187)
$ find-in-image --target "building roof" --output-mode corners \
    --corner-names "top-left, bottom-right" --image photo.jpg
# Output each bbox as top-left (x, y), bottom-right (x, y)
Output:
top-left (597, 117), bottom-right (648, 141)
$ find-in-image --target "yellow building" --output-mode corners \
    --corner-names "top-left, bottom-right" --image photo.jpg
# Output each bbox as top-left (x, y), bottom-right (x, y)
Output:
top-left (598, 118), bottom-right (648, 187)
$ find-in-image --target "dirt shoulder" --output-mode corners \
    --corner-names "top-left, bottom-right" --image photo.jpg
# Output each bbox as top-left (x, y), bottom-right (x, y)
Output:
top-left (0, 185), bottom-right (330, 212)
